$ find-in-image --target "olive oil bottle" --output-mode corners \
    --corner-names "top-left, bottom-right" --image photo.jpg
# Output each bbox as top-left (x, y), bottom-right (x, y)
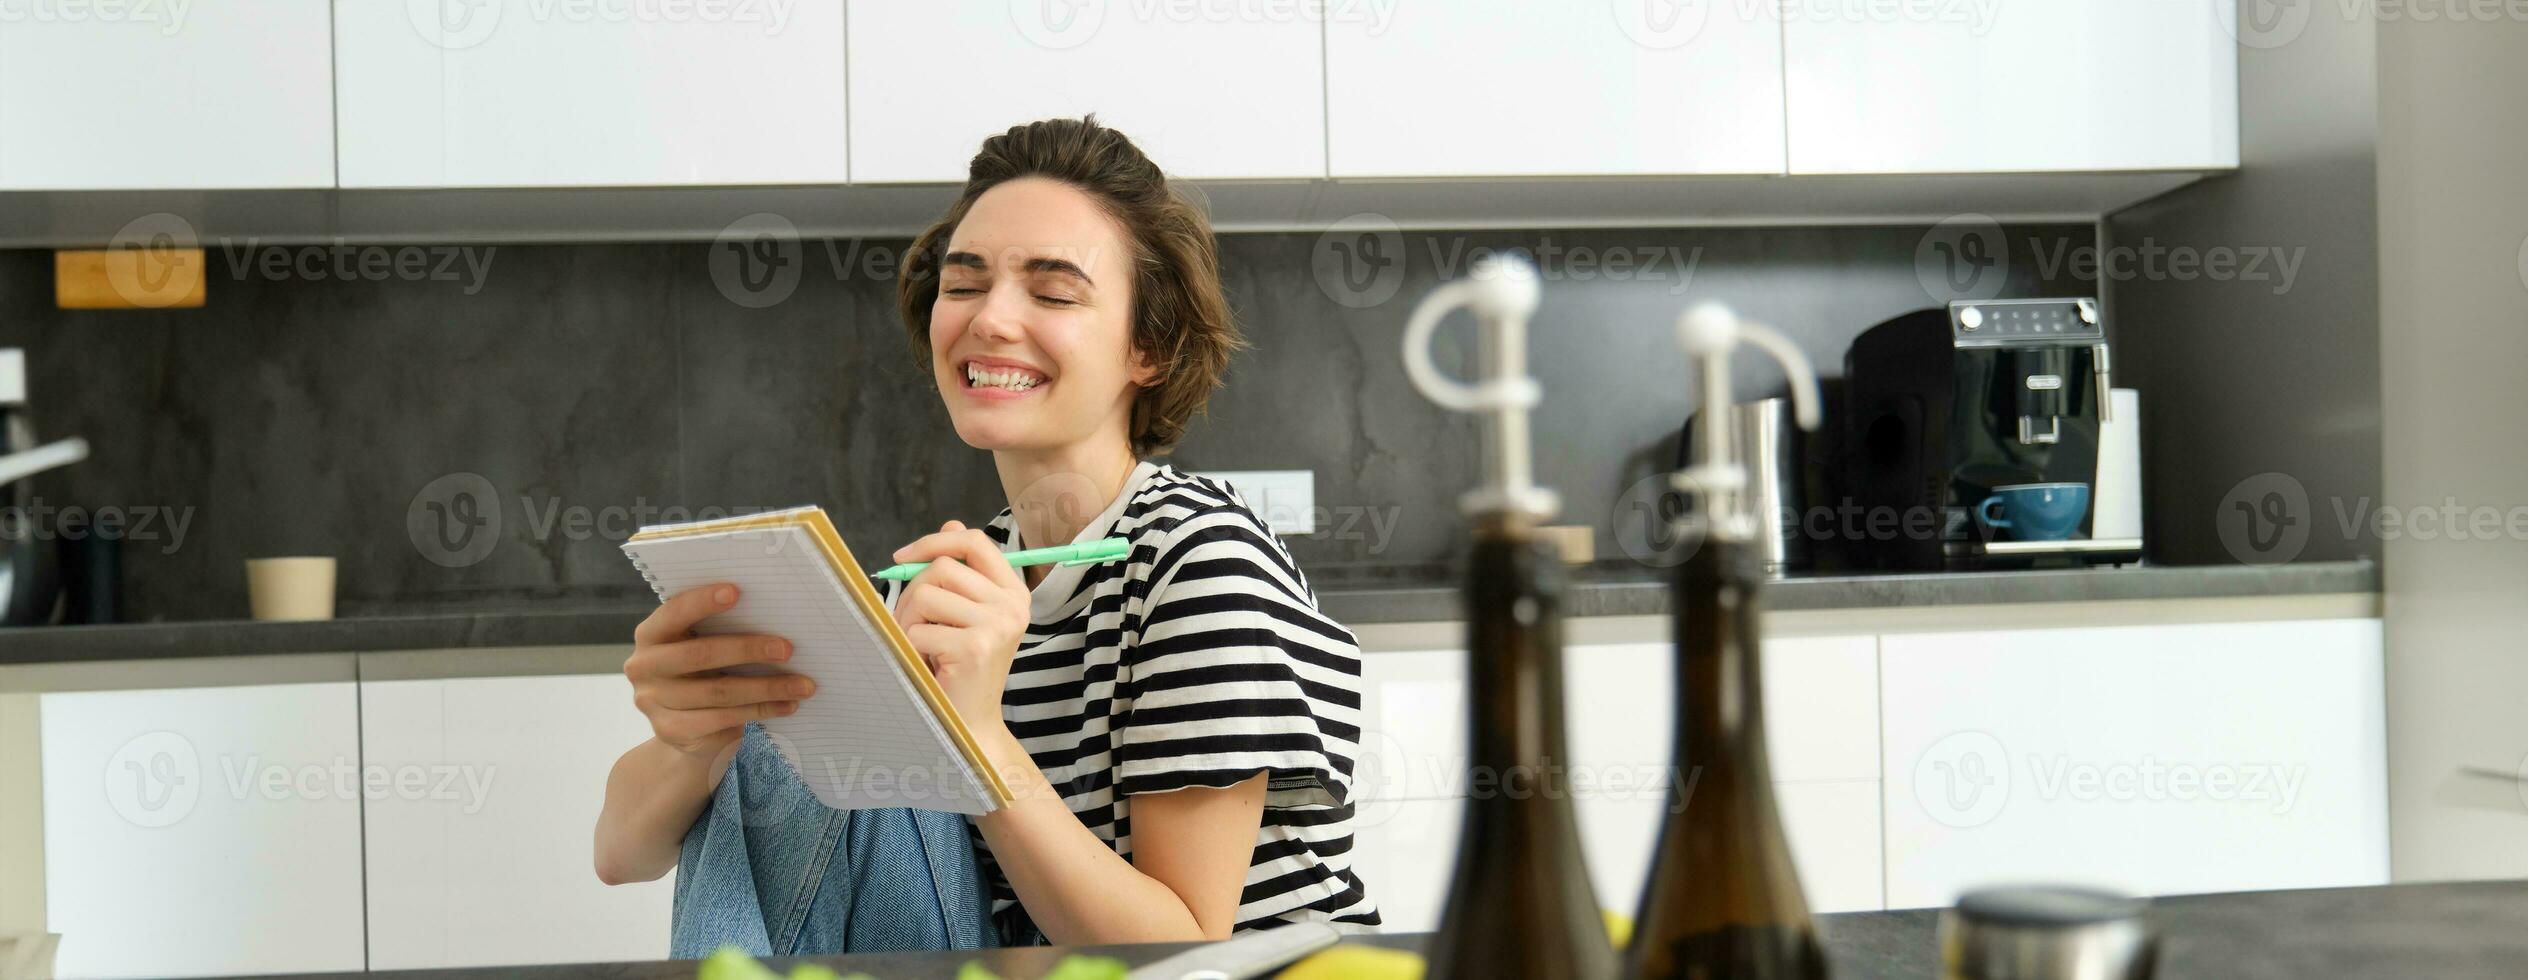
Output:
top-left (1625, 304), bottom-right (1830, 980)
top-left (1402, 255), bottom-right (1617, 980)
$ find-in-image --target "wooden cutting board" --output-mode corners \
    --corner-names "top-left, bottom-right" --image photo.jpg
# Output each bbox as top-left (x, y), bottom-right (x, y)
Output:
top-left (55, 247), bottom-right (207, 309)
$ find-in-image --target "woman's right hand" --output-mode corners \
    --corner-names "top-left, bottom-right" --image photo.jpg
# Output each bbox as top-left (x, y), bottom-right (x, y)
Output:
top-left (625, 583), bottom-right (815, 758)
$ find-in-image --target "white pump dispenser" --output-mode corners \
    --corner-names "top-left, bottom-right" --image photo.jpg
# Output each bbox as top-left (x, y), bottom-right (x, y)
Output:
top-left (1673, 302), bottom-right (1822, 543)
top-left (1402, 253), bottom-right (1556, 519)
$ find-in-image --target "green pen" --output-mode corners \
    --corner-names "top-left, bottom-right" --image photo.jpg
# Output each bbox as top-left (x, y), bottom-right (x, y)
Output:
top-left (872, 536), bottom-right (1132, 581)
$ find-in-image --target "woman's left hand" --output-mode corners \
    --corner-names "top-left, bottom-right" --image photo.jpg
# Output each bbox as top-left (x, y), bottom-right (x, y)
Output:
top-left (890, 520), bottom-right (1031, 738)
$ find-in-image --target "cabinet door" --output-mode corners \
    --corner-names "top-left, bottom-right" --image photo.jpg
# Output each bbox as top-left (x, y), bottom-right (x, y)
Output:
top-left (1774, 780), bottom-right (1884, 913)
top-left (1359, 637), bottom-right (1886, 926)
top-left (39, 684), bottom-right (366, 977)
top-left (361, 673), bottom-right (672, 970)
top-left (1783, 1), bottom-right (2238, 173)
top-left (335, 1), bottom-right (846, 188)
top-left (1565, 638), bottom-right (1880, 785)
top-left (0, 0), bottom-right (333, 189)
top-left (1348, 797), bottom-right (1462, 934)
top-left (1358, 648), bottom-right (1468, 802)
top-left (1565, 640), bottom-right (1884, 915)
top-left (1879, 619), bottom-right (2388, 909)
top-left (845, 2), bottom-right (1323, 182)
top-left (1327, 0), bottom-right (1785, 177)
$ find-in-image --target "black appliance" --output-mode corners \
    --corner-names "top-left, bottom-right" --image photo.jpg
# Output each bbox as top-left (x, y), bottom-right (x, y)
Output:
top-left (1840, 298), bottom-right (2140, 570)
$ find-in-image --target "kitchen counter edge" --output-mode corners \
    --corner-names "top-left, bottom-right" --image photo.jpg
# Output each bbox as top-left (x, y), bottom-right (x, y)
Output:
top-left (0, 560), bottom-right (2377, 667)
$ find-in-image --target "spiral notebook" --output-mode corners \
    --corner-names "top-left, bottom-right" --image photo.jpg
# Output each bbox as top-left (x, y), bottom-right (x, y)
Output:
top-left (621, 507), bottom-right (1012, 815)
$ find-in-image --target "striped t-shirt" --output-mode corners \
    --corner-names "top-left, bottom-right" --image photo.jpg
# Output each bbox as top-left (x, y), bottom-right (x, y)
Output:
top-left (885, 460), bottom-right (1380, 933)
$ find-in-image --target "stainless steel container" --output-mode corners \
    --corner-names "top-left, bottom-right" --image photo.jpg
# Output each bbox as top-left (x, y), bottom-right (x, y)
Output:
top-left (1682, 396), bottom-right (1808, 576)
top-left (1940, 885), bottom-right (2156, 980)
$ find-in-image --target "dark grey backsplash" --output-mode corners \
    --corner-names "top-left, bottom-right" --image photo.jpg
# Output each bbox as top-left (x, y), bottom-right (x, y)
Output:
top-left (2104, 4), bottom-right (2382, 566)
top-left (0, 224), bottom-right (2093, 622)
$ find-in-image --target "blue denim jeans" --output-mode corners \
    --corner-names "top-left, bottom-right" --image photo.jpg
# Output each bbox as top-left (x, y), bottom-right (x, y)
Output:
top-left (668, 724), bottom-right (1001, 957)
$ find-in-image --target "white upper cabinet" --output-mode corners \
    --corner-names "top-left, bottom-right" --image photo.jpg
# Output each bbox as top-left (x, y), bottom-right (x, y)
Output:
top-left (1326, 0), bottom-right (1787, 177)
top-left (0, 0), bottom-right (334, 189)
top-left (844, 1), bottom-right (1324, 183)
top-left (335, 1), bottom-right (847, 188)
top-left (1783, 0), bottom-right (2239, 173)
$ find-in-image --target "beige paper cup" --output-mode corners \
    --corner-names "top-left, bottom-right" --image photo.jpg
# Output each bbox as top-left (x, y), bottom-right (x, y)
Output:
top-left (247, 557), bottom-right (336, 621)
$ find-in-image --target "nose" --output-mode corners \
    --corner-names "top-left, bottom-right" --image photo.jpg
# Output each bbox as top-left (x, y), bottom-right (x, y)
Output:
top-left (968, 283), bottom-right (1029, 345)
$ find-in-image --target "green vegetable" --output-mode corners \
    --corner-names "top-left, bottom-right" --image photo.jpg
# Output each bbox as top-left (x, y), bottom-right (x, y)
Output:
top-left (1039, 955), bottom-right (1128, 980)
top-left (695, 946), bottom-right (880, 980)
top-left (698, 946), bottom-right (782, 980)
top-left (701, 945), bottom-right (1111, 980)
top-left (791, 964), bottom-right (880, 980)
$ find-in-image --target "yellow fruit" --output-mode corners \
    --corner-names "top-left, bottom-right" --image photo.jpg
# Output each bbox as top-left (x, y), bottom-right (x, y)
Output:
top-left (1604, 908), bottom-right (1634, 948)
top-left (1278, 945), bottom-right (1425, 980)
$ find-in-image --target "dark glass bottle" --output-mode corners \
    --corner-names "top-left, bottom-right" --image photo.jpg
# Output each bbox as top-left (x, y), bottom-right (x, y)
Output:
top-left (1623, 534), bottom-right (1829, 979)
top-left (1426, 513), bottom-right (1618, 980)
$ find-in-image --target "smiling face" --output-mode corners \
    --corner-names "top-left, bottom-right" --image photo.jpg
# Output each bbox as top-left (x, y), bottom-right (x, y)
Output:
top-left (928, 176), bottom-right (1155, 455)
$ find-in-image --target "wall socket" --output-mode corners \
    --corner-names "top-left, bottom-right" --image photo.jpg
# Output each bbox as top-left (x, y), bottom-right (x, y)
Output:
top-left (1189, 470), bottom-right (1315, 535)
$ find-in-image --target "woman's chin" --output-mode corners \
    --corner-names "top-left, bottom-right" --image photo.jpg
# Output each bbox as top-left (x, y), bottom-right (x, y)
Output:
top-left (949, 418), bottom-right (1047, 453)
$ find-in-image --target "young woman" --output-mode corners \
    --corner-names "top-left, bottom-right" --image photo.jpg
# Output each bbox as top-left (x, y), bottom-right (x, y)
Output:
top-left (595, 117), bottom-right (1378, 949)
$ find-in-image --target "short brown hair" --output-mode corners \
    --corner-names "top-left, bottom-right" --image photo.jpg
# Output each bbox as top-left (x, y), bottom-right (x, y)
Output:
top-left (898, 115), bottom-right (1245, 457)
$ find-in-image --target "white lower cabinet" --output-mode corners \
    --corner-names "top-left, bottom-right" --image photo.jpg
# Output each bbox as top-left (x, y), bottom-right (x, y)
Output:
top-left (360, 673), bottom-right (674, 969)
top-left (1572, 774), bottom-right (1886, 923)
top-left (1772, 781), bottom-right (1885, 913)
top-left (1358, 617), bottom-right (2388, 926)
top-left (1348, 797), bottom-right (1462, 934)
top-left (1355, 635), bottom-right (1887, 931)
top-left (1877, 619), bottom-right (2389, 909)
top-left (39, 684), bottom-right (367, 978)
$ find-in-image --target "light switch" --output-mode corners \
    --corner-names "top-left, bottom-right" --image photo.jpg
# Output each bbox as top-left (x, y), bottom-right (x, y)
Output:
top-left (1190, 470), bottom-right (1315, 535)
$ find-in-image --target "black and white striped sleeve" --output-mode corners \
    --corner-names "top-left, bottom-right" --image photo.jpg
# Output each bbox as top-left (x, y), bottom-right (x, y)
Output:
top-left (1115, 507), bottom-right (1366, 810)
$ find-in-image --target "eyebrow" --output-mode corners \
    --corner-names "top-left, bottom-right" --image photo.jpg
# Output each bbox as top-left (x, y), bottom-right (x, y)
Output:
top-left (940, 250), bottom-right (1095, 287)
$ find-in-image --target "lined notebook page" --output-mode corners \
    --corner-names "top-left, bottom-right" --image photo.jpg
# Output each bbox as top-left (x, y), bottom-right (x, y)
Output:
top-left (622, 515), bottom-right (995, 815)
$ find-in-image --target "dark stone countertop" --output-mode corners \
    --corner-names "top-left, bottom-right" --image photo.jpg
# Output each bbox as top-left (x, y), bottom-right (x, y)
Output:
top-left (0, 560), bottom-right (2376, 667)
top-left (291, 880), bottom-right (2526, 980)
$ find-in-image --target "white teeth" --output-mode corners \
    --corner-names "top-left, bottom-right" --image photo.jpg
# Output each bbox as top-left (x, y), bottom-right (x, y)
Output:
top-left (965, 362), bottom-right (1042, 391)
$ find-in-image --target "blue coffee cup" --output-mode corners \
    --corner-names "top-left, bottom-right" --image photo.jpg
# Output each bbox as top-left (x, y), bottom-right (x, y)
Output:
top-left (1977, 483), bottom-right (2091, 541)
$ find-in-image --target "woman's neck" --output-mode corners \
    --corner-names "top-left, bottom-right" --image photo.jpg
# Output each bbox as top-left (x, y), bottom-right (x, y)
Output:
top-left (991, 438), bottom-right (1142, 557)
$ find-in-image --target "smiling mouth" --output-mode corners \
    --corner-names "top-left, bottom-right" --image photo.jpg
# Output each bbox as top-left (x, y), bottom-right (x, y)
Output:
top-left (963, 360), bottom-right (1049, 392)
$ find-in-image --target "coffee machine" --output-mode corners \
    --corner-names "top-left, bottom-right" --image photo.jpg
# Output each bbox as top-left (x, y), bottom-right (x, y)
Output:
top-left (1840, 298), bottom-right (2141, 570)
